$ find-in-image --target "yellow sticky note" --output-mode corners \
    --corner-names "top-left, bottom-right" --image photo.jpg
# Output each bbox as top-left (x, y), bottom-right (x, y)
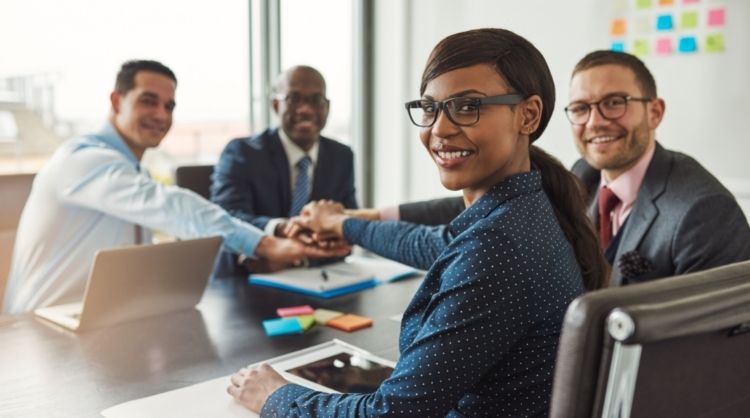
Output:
top-left (634, 16), bottom-right (651, 33)
top-left (681, 11), bottom-right (698, 28)
top-left (610, 19), bottom-right (627, 36)
top-left (637, 0), bottom-right (652, 9)
top-left (633, 39), bottom-right (650, 56)
top-left (705, 33), bottom-right (725, 52)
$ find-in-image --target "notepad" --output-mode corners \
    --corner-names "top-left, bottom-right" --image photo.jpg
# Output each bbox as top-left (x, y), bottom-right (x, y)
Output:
top-left (277, 305), bottom-right (315, 317)
top-left (326, 314), bottom-right (373, 332)
top-left (249, 255), bottom-right (419, 298)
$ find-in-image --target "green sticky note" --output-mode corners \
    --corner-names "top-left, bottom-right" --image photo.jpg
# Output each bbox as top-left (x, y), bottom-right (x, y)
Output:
top-left (633, 39), bottom-right (650, 56)
top-left (296, 315), bottom-right (316, 331)
top-left (705, 33), bottom-right (725, 52)
top-left (637, 0), bottom-right (652, 9)
top-left (681, 11), bottom-right (698, 28)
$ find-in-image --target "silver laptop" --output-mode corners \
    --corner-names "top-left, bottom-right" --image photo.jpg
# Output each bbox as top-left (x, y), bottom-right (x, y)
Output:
top-left (34, 236), bottom-right (223, 331)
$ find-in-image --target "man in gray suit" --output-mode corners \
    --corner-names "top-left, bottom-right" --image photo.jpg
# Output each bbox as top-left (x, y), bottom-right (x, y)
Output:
top-left (564, 50), bottom-right (749, 285)
top-left (365, 50), bottom-right (750, 285)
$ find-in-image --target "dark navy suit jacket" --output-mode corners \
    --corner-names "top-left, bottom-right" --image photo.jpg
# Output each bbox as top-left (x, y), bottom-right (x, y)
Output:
top-left (211, 128), bottom-right (357, 276)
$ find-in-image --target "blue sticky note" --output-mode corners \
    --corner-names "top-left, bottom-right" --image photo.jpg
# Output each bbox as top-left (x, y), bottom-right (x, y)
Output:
top-left (678, 36), bottom-right (697, 53)
top-left (656, 14), bottom-right (674, 30)
top-left (611, 42), bottom-right (625, 52)
top-left (263, 317), bottom-right (303, 336)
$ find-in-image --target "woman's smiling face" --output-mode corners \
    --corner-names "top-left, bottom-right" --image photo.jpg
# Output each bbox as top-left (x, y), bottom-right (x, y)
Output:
top-left (419, 64), bottom-right (531, 201)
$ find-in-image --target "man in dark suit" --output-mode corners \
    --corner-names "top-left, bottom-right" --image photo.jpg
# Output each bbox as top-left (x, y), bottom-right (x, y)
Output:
top-left (366, 51), bottom-right (750, 285)
top-left (211, 66), bottom-right (357, 276)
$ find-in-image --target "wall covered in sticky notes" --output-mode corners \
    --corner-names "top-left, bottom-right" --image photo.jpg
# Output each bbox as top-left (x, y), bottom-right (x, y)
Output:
top-left (608, 0), bottom-right (728, 56)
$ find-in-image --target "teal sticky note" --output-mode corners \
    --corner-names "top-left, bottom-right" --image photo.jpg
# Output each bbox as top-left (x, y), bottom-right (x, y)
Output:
top-left (656, 14), bottom-right (674, 30)
top-left (611, 42), bottom-right (626, 52)
top-left (263, 317), bottom-right (303, 336)
top-left (678, 36), bottom-right (697, 53)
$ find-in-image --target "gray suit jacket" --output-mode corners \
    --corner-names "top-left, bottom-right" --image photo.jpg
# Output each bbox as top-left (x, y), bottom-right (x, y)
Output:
top-left (572, 142), bottom-right (750, 285)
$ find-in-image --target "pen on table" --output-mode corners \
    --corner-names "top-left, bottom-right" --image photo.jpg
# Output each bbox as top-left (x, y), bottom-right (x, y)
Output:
top-left (321, 270), bottom-right (329, 281)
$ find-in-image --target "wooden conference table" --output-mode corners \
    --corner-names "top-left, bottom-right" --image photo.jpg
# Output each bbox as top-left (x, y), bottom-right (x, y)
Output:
top-left (0, 275), bottom-right (423, 417)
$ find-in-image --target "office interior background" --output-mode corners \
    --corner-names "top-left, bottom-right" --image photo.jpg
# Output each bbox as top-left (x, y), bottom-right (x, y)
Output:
top-left (1, 0), bottom-right (748, 213)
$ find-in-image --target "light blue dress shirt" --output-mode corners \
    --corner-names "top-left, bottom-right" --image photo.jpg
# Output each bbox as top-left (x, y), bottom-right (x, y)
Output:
top-left (2, 123), bottom-right (264, 314)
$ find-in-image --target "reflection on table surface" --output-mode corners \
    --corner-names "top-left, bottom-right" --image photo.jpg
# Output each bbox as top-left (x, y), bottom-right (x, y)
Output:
top-left (0, 274), bottom-right (422, 418)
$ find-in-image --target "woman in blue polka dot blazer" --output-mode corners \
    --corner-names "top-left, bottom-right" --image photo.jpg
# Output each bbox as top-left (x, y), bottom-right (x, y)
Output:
top-left (228, 28), bottom-right (608, 417)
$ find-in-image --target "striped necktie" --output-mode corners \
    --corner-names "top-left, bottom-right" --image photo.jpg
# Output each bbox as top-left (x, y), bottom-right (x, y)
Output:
top-left (289, 155), bottom-right (312, 216)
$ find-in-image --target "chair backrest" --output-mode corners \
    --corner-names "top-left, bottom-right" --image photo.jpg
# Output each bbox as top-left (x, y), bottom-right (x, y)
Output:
top-left (0, 173), bottom-right (35, 301)
top-left (550, 260), bottom-right (750, 418)
top-left (174, 165), bottom-right (214, 199)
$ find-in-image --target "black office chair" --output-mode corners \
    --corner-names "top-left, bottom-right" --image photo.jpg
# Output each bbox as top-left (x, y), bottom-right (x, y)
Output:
top-left (550, 260), bottom-right (750, 418)
top-left (174, 165), bottom-right (214, 199)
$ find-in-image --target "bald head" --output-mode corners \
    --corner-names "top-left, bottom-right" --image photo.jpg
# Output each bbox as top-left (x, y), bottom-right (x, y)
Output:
top-left (271, 66), bottom-right (330, 151)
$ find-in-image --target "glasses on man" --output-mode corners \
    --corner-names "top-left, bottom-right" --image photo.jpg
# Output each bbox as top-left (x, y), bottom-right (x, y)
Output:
top-left (564, 94), bottom-right (652, 125)
top-left (279, 93), bottom-right (329, 108)
top-left (404, 94), bottom-right (525, 128)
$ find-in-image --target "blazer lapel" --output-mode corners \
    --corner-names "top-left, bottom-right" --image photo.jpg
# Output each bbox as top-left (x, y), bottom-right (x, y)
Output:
top-left (268, 130), bottom-right (292, 214)
top-left (310, 138), bottom-right (328, 200)
top-left (610, 143), bottom-right (670, 286)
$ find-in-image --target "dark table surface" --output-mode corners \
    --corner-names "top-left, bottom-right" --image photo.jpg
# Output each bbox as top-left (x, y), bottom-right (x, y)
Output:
top-left (0, 275), bottom-right (423, 418)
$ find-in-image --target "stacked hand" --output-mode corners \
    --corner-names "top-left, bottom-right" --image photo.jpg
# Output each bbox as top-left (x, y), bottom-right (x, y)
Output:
top-left (250, 200), bottom-right (352, 273)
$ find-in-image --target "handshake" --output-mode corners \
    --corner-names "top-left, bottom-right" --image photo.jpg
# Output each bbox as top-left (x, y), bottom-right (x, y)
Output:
top-left (249, 200), bottom-right (355, 272)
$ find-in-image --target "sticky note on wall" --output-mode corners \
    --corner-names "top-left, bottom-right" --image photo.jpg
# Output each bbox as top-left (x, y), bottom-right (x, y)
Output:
top-left (678, 36), bottom-right (698, 53)
top-left (708, 8), bottom-right (725, 27)
top-left (656, 14), bottom-right (674, 30)
top-left (611, 42), bottom-right (626, 52)
top-left (611, 19), bottom-right (627, 36)
top-left (659, 0), bottom-right (674, 5)
top-left (681, 11), bottom-right (698, 29)
top-left (634, 16), bottom-right (651, 33)
top-left (633, 39), bottom-right (650, 56)
top-left (637, 0), bottom-right (652, 9)
top-left (683, 0), bottom-right (699, 4)
top-left (656, 38), bottom-right (673, 55)
top-left (705, 33), bottom-right (725, 52)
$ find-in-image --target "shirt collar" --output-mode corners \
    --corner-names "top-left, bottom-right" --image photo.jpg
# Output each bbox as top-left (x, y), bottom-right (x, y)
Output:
top-left (449, 170), bottom-right (543, 236)
top-left (278, 128), bottom-right (319, 166)
top-left (599, 140), bottom-right (656, 206)
top-left (96, 122), bottom-right (141, 169)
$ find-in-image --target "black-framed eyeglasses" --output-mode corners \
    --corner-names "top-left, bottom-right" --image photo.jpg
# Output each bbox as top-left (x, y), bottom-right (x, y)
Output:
top-left (278, 93), bottom-right (329, 108)
top-left (564, 94), bottom-right (653, 125)
top-left (404, 94), bottom-right (525, 128)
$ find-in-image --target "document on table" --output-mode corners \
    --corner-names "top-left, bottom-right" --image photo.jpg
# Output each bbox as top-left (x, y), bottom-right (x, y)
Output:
top-left (101, 340), bottom-right (396, 418)
top-left (248, 255), bottom-right (420, 298)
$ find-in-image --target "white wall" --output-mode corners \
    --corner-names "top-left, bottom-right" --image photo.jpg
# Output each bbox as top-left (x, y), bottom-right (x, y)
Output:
top-left (372, 0), bottom-right (750, 214)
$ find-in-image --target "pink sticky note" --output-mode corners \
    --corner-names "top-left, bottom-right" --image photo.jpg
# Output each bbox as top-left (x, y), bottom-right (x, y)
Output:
top-left (276, 305), bottom-right (315, 317)
top-left (708, 8), bottom-right (725, 27)
top-left (656, 38), bottom-right (673, 55)
top-left (683, 0), bottom-right (698, 4)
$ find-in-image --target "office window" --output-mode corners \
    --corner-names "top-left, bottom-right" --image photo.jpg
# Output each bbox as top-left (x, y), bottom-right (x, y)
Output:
top-left (279, 0), bottom-right (353, 145)
top-left (0, 0), bottom-right (250, 177)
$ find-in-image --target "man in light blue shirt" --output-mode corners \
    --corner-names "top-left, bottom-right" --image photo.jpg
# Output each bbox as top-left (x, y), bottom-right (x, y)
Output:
top-left (2, 60), bottom-right (346, 314)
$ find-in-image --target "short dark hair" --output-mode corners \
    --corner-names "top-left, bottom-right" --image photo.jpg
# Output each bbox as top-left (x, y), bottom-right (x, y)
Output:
top-left (114, 60), bottom-right (177, 95)
top-left (572, 50), bottom-right (657, 97)
top-left (420, 28), bottom-right (555, 143)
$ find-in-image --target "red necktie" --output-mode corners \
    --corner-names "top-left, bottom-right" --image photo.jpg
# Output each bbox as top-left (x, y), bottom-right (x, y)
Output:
top-left (598, 186), bottom-right (620, 249)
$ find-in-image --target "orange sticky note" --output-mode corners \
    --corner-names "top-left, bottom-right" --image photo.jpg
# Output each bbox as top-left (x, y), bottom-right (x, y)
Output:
top-left (326, 314), bottom-right (373, 332)
top-left (610, 19), bottom-right (627, 36)
top-left (659, 0), bottom-right (674, 6)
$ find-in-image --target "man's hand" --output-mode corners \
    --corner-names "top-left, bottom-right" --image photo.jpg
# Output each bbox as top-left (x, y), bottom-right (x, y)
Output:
top-left (296, 200), bottom-right (349, 240)
top-left (227, 363), bottom-right (288, 413)
top-left (253, 235), bottom-right (350, 265)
